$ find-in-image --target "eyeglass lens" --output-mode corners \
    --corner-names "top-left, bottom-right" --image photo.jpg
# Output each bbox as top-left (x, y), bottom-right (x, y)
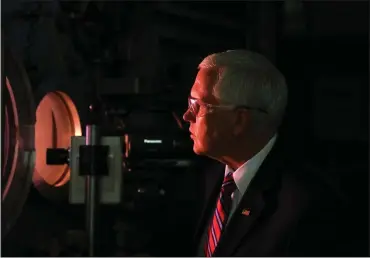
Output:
top-left (188, 98), bottom-right (200, 116)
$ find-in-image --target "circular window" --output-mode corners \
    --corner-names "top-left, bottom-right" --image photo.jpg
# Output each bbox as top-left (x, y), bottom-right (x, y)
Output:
top-left (33, 91), bottom-right (82, 191)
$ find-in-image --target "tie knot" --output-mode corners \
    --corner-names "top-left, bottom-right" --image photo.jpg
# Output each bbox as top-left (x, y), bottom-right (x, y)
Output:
top-left (222, 172), bottom-right (236, 196)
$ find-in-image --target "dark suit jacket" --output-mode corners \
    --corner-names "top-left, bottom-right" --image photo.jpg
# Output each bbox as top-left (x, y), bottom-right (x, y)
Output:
top-left (189, 139), bottom-right (350, 257)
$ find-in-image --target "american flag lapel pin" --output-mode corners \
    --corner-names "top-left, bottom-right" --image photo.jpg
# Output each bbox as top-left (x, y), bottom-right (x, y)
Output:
top-left (241, 209), bottom-right (251, 216)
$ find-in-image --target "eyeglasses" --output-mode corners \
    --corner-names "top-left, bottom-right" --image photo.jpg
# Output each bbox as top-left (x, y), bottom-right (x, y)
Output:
top-left (187, 97), bottom-right (268, 117)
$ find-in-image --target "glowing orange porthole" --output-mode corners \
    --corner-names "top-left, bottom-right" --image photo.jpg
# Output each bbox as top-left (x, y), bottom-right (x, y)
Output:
top-left (33, 91), bottom-right (82, 189)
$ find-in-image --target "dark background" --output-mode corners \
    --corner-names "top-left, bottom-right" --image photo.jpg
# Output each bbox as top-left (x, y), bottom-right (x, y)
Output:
top-left (2, 1), bottom-right (369, 256)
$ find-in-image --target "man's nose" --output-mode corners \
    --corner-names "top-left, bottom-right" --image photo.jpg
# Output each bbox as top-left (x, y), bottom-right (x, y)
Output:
top-left (183, 109), bottom-right (195, 123)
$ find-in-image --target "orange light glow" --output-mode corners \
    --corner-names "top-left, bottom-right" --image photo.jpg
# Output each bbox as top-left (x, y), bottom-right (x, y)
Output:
top-left (33, 91), bottom-right (81, 188)
top-left (2, 77), bottom-right (20, 200)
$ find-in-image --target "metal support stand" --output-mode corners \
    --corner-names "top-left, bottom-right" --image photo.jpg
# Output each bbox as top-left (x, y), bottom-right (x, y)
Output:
top-left (83, 60), bottom-right (104, 257)
top-left (85, 124), bottom-right (100, 257)
top-left (47, 122), bottom-right (120, 256)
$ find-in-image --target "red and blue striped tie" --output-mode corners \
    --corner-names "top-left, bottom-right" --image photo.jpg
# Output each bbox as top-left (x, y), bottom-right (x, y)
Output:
top-left (204, 172), bottom-right (236, 257)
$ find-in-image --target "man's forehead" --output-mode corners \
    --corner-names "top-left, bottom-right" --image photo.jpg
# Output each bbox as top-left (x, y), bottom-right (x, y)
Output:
top-left (190, 68), bottom-right (218, 103)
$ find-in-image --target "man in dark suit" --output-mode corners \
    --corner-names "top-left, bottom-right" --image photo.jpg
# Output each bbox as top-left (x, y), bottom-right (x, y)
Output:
top-left (182, 50), bottom-right (346, 256)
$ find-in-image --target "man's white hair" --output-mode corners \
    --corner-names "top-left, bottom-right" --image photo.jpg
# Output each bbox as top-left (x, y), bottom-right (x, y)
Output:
top-left (198, 49), bottom-right (288, 129)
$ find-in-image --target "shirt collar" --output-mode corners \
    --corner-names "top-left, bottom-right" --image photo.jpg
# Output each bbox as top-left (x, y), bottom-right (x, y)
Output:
top-left (225, 134), bottom-right (277, 195)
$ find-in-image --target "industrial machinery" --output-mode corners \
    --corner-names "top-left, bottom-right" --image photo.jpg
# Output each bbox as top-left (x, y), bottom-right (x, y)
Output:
top-left (2, 39), bottom-right (200, 256)
top-left (1, 2), bottom-right (214, 255)
top-left (2, 43), bottom-right (37, 238)
top-left (2, 39), bottom-right (88, 241)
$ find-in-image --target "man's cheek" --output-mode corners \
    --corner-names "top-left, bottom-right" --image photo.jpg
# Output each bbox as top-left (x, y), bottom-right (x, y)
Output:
top-left (194, 118), bottom-right (203, 135)
top-left (195, 120), bottom-right (209, 139)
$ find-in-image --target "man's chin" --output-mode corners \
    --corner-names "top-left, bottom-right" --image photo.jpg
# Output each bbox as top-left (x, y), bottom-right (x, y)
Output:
top-left (193, 145), bottom-right (207, 156)
top-left (193, 144), bottom-right (219, 161)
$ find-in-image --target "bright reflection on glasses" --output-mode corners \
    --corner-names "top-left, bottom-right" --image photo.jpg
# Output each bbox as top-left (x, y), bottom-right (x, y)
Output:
top-left (187, 97), bottom-right (268, 117)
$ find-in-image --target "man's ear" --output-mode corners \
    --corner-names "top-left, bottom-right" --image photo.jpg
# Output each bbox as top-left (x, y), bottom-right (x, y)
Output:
top-left (232, 110), bottom-right (252, 135)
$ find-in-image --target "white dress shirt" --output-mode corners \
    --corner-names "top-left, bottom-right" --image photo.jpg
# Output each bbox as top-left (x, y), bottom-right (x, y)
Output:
top-left (225, 134), bottom-right (277, 223)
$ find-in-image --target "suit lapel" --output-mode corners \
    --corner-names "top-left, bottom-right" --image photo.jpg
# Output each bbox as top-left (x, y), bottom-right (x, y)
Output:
top-left (213, 142), bottom-right (285, 256)
top-left (192, 162), bottom-right (224, 251)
